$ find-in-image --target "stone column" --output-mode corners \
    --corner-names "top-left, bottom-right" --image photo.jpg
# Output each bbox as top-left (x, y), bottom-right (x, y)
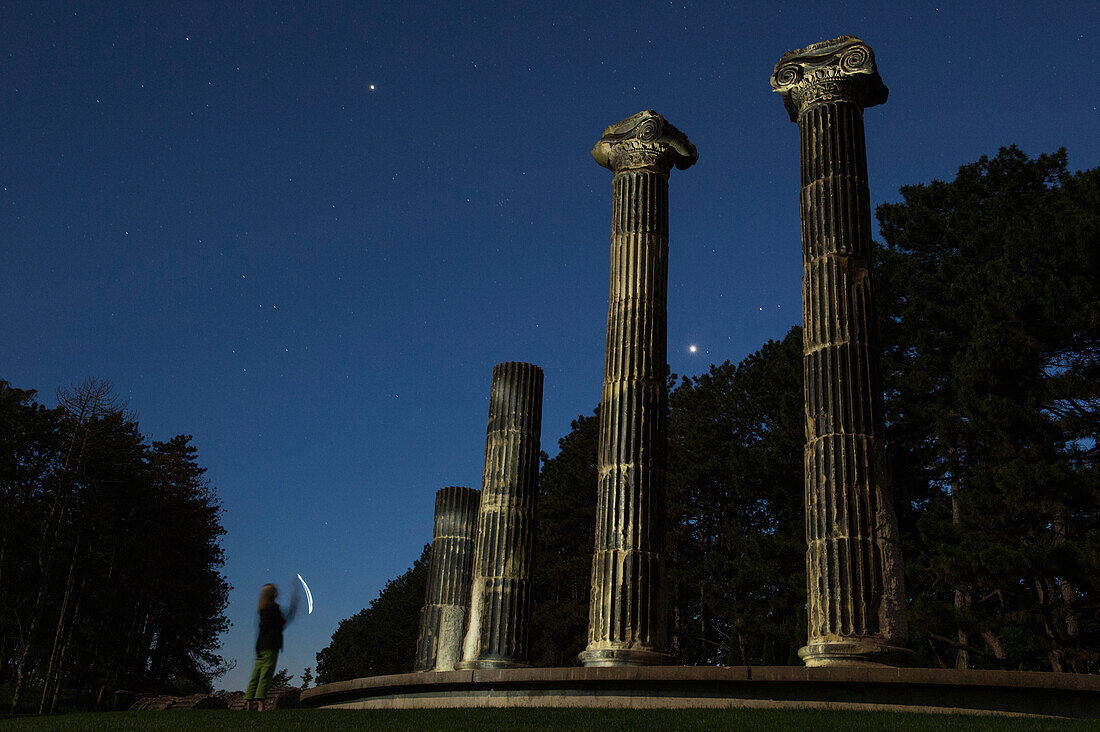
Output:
top-left (457, 362), bottom-right (543, 668)
top-left (771, 36), bottom-right (914, 667)
top-left (580, 111), bottom-right (697, 667)
top-left (414, 485), bottom-right (481, 672)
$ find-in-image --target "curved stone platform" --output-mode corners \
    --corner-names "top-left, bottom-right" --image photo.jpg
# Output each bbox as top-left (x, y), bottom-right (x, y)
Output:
top-left (300, 666), bottom-right (1100, 719)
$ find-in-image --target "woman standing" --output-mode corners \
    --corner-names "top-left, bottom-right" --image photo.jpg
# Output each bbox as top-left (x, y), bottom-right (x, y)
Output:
top-left (244, 583), bottom-right (295, 711)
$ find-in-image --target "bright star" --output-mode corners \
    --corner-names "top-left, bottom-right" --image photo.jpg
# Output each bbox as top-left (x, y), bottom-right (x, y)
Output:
top-left (689, 345), bottom-right (698, 353)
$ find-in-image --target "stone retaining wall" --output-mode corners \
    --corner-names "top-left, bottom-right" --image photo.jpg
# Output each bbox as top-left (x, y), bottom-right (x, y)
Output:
top-left (299, 666), bottom-right (1100, 719)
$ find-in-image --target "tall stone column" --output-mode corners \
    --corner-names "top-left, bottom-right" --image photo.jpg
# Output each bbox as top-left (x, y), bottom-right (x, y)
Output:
top-left (580, 111), bottom-right (697, 667)
top-left (414, 485), bottom-right (480, 672)
top-left (457, 362), bottom-right (543, 668)
top-left (771, 36), bottom-right (914, 667)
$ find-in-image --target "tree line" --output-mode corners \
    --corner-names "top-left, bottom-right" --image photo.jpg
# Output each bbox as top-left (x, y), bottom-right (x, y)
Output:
top-left (317, 147), bottom-right (1098, 681)
top-left (1, 379), bottom-right (231, 713)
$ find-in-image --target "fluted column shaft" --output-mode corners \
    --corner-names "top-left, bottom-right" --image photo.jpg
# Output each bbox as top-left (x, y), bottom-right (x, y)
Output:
top-left (772, 36), bottom-right (913, 667)
top-left (458, 362), bottom-right (543, 668)
top-left (415, 486), bottom-right (480, 672)
top-left (581, 111), bottom-right (697, 667)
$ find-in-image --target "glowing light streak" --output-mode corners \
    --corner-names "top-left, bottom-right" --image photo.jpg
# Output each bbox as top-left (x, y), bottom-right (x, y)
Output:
top-left (297, 573), bottom-right (314, 614)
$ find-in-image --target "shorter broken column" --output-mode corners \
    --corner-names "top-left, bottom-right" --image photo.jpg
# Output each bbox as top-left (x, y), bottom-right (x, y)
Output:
top-left (414, 485), bottom-right (481, 672)
top-left (458, 362), bottom-right (544, 668)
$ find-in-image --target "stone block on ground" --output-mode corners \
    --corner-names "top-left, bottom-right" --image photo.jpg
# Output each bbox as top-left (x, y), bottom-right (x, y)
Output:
top-left (265, 686), bottom-right (300, 709)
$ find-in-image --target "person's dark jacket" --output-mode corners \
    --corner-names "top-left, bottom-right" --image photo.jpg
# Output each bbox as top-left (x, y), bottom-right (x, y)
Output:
top-left (256, 602), bottom-right (286, 653)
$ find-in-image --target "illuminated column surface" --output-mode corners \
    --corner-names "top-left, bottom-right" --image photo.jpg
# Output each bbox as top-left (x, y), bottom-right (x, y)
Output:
top-left (458, 362), bottom-right (543, 669)
top-left (580, 111), bottom-right (697, 667)
top-left (414, 485), bottom-right (481, 672)
top-left (771, 36), bottom-right (914, 667)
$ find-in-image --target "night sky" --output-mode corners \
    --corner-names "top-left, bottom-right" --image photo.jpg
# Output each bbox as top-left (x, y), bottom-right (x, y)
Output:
top-left (3, 2), bottom-right (1097, 691)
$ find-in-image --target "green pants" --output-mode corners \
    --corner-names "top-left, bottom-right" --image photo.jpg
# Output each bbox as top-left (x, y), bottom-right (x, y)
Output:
top-left (245, 649), bottom-right (279, 700)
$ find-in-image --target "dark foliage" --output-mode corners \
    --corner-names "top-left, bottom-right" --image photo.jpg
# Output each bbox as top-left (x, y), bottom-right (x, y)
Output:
top-left (667, 329), bottom-right (805, 666)
top-left (876, 146), bottom-right (1100, 672)
top-left (314, 545), bottom-right (431, 684)
top-left (271, 668), bottom-right (292, 688)
top-left (0, 379), bottom-right (231, 713)
top-left (529, 410), bottom-right (600, 667)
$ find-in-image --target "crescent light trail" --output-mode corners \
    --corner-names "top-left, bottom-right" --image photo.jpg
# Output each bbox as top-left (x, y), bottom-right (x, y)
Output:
top-left (297, 573), bottom-right (314, 615)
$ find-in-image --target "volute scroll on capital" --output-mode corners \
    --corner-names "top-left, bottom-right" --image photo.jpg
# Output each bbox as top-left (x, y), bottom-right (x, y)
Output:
top-left (592, 110), bottom-right (698, 174)
top-left (771, 35), bottom-right (888, 123)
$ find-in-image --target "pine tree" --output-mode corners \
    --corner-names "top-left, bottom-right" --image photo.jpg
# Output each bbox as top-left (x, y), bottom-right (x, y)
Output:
top-left (529, 410), bottom-right (599, 666)
top-left (315, 545), bottom-right (431, 683)
top-left (271, 668), bottom-right (292, 688)
top-left (1, 380), bottom-right (232, 711)
top-left (667, 328), bottom-right (805, 665)
top-left (876, 147), bottom-right (1100, 671)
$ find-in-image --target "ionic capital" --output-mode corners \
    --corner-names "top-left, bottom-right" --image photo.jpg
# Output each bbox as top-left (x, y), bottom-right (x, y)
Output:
top-left (771, 36), bottom-right (888, 122)
top-left (592, 111), bottom-right (698, 174)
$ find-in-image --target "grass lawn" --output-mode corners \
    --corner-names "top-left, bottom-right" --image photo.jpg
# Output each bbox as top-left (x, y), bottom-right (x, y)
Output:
top-left (1, 708), bottom-right (1095, 731)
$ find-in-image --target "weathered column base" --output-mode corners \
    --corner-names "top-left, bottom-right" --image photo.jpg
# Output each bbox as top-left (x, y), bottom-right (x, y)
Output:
top-left (417, 605), bottom-right (468, 672)
top-left (455, 658), bottom-right (529, 670)
top-left (578, 648), bottom-right (672, 668)
top-left (799, 640), bottom-right (917, 668)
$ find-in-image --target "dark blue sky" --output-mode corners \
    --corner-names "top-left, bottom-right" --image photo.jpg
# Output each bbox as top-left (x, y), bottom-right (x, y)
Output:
top-left (3, 1), bottom-right (1096, 689)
